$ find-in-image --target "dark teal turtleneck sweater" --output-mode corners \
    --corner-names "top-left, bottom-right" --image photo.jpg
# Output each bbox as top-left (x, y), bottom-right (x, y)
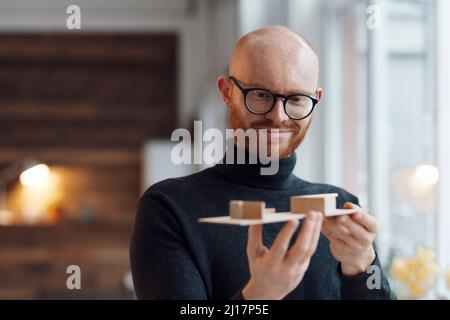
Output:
top-left (130, 151), bottom-right (395, 300)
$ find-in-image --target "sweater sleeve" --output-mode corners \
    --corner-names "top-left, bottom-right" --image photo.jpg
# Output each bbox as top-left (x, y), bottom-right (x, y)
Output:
top-left (230, 290), bottom-right (245, 300)
top-left (337, 192), bottom-right (396, 300)
top-left (339, 253), bottom-right (396, 300)
top-left (130, 193), bottom-right (208, 299)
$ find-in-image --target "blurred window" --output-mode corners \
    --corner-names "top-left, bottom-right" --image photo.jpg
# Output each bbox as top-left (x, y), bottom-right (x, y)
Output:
top-left (326, 0), bottom-right (438, 272)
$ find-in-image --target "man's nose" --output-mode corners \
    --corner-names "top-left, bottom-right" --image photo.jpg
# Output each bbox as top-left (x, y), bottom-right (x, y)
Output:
top-left (264, 98), bottom-right (289, 123)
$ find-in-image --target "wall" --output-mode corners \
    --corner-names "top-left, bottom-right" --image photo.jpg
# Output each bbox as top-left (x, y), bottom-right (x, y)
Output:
top-left (0, 0), bottom-right (183, 299)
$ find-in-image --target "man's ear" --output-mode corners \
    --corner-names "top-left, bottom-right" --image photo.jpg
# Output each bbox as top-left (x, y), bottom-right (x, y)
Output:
top-left (217, 75), bottom-right (233, 109)
top-left (316, 88), bottom-right (324, 102)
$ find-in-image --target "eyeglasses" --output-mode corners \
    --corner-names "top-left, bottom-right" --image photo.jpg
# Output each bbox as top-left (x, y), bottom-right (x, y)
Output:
top-left (229, 76), bottom-right (319, 120)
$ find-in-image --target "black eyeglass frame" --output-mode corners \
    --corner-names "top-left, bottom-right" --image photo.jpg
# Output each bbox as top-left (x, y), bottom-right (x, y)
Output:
top-left (229, 76), bottom-right (319, 120)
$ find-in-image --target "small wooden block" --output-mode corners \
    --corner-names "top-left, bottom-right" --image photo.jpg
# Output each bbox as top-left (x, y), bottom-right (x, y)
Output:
top-left (265, 208), bottom-right (276, 214)
top-left (229, 201), bottom-right (243, 219)
top-left (241, 201), bottom-right (265, 219)
top-left (229, 201), bottom-right (265, 219)
top-left (291, 193), bottom-right (338, 216)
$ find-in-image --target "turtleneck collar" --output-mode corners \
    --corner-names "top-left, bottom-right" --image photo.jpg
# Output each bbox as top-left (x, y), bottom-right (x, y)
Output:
top-left (213, 145), bottom-right (297, 190)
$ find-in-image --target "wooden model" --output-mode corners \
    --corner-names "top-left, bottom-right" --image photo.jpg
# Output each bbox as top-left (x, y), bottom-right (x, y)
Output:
top-left (198, 194), bottom-right (360, 226)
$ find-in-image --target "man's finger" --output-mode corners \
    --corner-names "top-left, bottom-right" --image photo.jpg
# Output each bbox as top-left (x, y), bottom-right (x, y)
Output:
top-left (327, 218), bottom-right (365, 251)
top-left (344, 202), bottom-right (378, 233)
top-left (303, 211), bottom-right (323, 261)
top-left (338, 215), bottom-right (374, 245)
top-left (329, 236), bottom-right (351, 255)
top-left (322, 217), bottom-right (359, 247)
top-left (321, 217), bottom-right (338, 238)
top-left (268, 220), bottom-right (300, 262)
top-left (327, 217), bottom-right (352, 237)
top-left (350, 211), bottom-right (378, 233)
top-left (247, 224), bottom-right (264, 260)
top-left (285, 211), bottom-right (321, 265)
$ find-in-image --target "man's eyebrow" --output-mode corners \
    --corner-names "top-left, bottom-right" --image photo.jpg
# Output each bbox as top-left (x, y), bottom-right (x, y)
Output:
top-left (230, 78), bottom-right (263, 88)
top-left (286, 89), bottom-right (318, 97)
top-left (240, 80), bottom-right (317, 97)
top-left (241, 80), bottom-right (268, 88)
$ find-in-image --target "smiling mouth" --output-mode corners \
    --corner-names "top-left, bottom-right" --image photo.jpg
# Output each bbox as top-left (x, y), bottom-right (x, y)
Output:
top-left (255, 128), bottom-right (295, 134)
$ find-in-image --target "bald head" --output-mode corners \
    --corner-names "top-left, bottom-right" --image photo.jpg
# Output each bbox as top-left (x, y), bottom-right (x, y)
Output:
top-left (230, 25), bottom-right (319, 95)
top-left (217, 26), bottom-right (323, 159)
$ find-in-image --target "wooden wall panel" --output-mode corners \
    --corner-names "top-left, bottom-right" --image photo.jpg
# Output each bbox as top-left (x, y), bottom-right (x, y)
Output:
top-left (0, 224), bottom-right (133, 299)
top-left (0, 33), bottom-right (178, 299)
top-left (0, 32), bottom-right (177, 211)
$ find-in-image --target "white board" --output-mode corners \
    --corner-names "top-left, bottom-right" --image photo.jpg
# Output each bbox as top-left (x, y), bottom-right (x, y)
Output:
top-left (198, 209), bottom-right (359, 226)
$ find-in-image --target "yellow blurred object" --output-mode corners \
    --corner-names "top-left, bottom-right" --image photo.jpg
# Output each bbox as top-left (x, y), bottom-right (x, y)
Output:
top-left (8, 167), bottom-right (65, 225)
top-left (446, 267), bottom-right (450, 290)
top-left (391, 246), bottom-right (438, 298)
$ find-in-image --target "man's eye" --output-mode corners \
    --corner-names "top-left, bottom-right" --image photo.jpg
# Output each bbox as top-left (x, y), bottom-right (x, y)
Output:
top-left (289, 96), bottom-right (307, 105)
top-left (253, 91), bottom-right (271, 99)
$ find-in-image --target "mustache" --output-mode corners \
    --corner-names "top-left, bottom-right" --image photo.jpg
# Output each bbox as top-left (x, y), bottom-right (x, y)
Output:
top-left (248, 119), bottom-right (300, 131)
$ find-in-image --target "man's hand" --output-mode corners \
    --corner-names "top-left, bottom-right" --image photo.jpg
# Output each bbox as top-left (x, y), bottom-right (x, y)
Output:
top-left (242, 211), bottom-right (323, 300)
top-left (322, 202), bottom-right (377, 276)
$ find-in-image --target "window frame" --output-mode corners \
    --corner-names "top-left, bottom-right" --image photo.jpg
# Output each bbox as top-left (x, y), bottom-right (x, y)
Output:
top-left (435, 0), bottom-right (450, 296)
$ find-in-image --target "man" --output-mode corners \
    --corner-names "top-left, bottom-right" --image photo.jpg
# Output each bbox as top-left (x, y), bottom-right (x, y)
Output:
top-left (130, 26), bottom-right (395, 300)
